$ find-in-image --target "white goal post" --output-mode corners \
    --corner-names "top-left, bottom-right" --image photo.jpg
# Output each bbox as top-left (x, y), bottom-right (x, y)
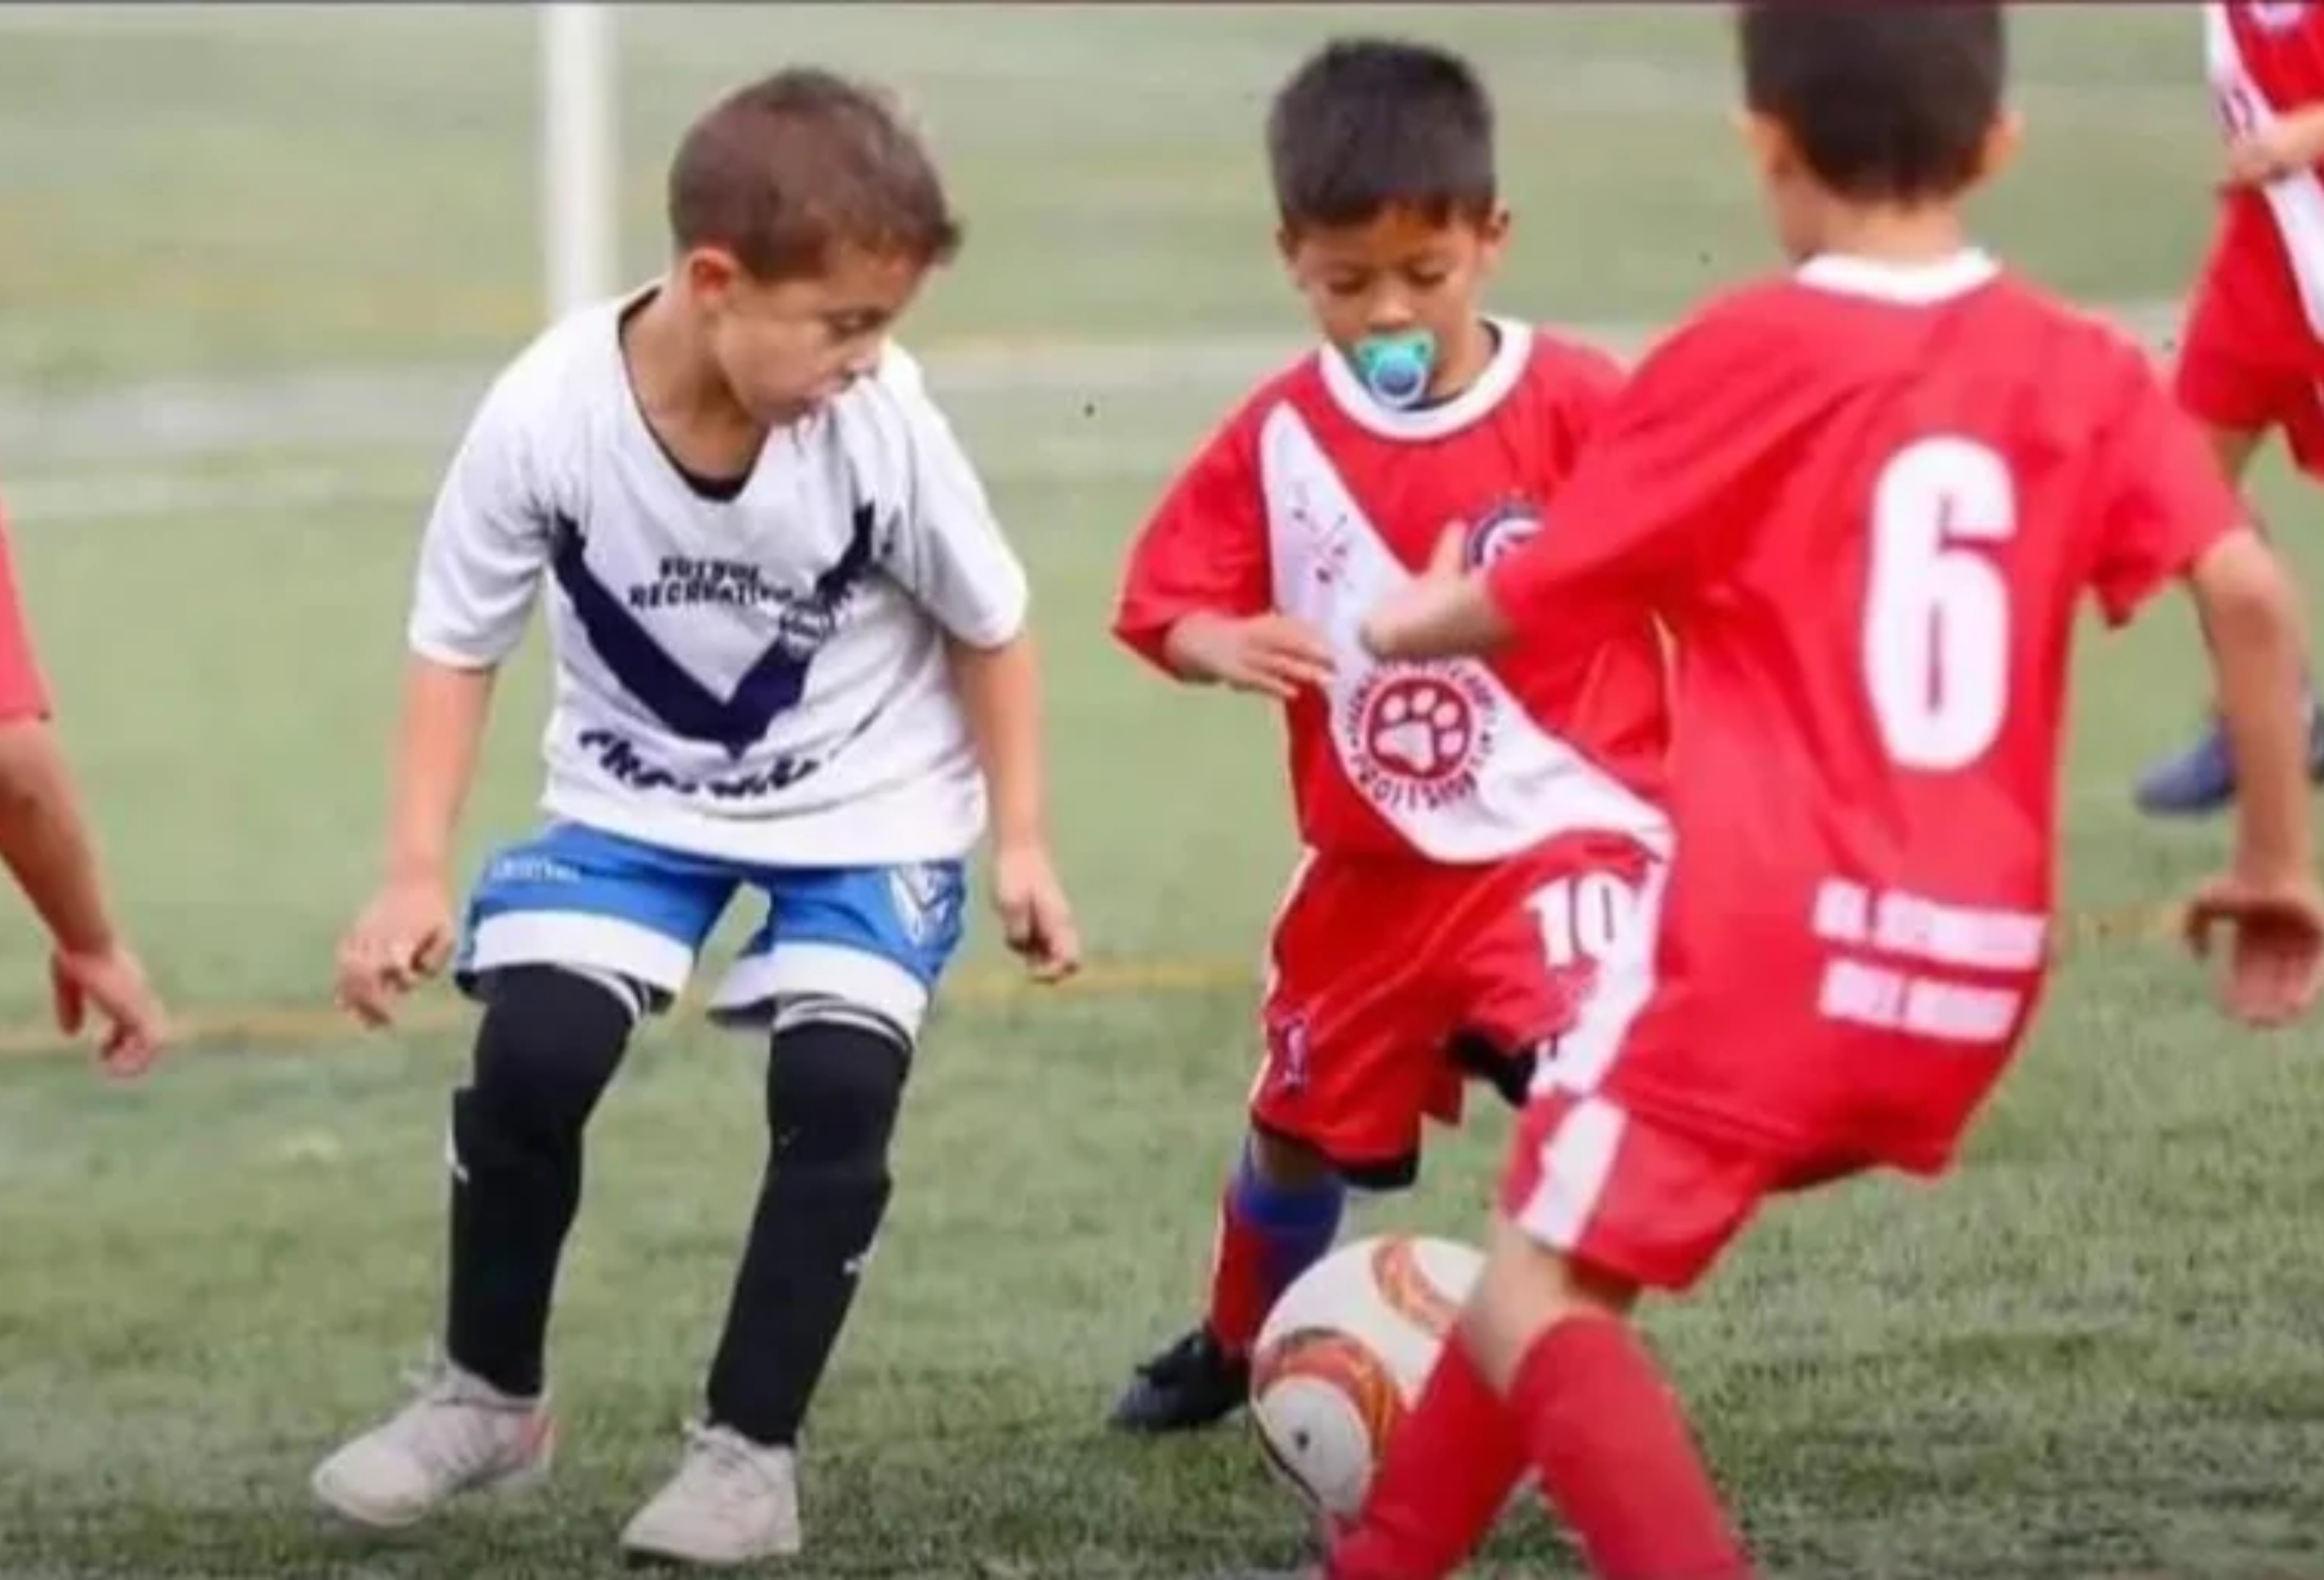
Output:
top-left (540, 3), bottom-right (619, 320)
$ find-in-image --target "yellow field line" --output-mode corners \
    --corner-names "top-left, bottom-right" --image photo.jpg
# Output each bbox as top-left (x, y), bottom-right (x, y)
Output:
top-left (0, 899), bottom-right (2187, 1064)
top-left (0, 955), bottom-right (1258, 1061)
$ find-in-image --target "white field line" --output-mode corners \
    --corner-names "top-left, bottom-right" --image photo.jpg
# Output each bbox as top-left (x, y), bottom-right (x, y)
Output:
top-left (0, 297), bottom-right (2184, 525)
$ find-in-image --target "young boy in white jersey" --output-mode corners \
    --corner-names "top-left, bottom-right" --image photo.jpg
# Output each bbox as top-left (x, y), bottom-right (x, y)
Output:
top-left (311, 68), bottom-right (1079, 1566)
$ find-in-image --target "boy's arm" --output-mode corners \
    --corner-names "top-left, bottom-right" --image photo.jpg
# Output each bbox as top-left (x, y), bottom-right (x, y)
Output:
top-left (0, 514), bottom-right (113, 951)
top-left (389, 379), bottom-right (554, 885)
top-left (944, 629), bottom-right (1079, 979)
top-left (2087, 360), bottom-right (2313, 877)
top-left (881, 357), bottom-right (1079, 976)
top-left (946, 632), bottom-right (1048, 852)
top-left (2182, 526), bottom-right (2323, 1027)
top-left (2084, 352), bottom-right (2321, 1019)
top-left (378, 658), bottom-right (500, 891)
top-left (2190, 531), bottom-right (2312, 879)
top-left (0, 720), bottom-right (117, 955)
top-left (339, 380), bottom-right (548, 1021)
top-left (2226, 102), bottom-right (2324, 186)
top-left (0, 510), bottom-right (167, 1069)
top-left (1371, 311), bottom-right (1787, 662)
top-left (1112, 403), bottom-right (1287, 685)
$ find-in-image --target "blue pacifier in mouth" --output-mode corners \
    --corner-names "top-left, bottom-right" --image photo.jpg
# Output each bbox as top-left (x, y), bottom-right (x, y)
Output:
top-left (1348, 328), bottom-right (1438, 411)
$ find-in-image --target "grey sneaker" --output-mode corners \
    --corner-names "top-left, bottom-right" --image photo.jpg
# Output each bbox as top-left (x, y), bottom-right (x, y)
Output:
top-left (619, 1421), bottom-right (802, 1566)
top-left (310, 1358), bottom-right (554, 1529)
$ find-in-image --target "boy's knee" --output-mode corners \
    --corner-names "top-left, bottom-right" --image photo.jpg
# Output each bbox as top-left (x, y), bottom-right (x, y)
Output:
top-left (1247, 1125), bottom-right (1340, 1191)
top-left (1465, 1216), bottom-right (1642, 1384)
top-left (766, 1015), bottom-right (909, 1171)
top-left (467, 965), bottom-right (636, 1141)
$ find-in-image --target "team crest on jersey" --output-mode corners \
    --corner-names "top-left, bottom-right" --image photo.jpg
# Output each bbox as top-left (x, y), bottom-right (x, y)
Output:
top-left (888, 863), bottom-right (962, 948)
top-left (1344, 665), bottom-right (1498, 812)
top-left (1462, 497), bottom-right (1544, 569)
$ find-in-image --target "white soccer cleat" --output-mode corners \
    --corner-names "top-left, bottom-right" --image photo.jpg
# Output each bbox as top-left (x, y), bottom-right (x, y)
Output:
top-left (310, 1359), bottom-right (555, 1529)
top-left (619, 1422), bottom-right (803, 1566)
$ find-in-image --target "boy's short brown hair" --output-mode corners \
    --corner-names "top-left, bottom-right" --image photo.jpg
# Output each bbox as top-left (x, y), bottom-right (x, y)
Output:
top-left (666, 68), bottom-right (963, 282)
top-left (1266, 37), bottom-right (1497, 231)
top-left (1737, 1), bottom-right (2006, 204)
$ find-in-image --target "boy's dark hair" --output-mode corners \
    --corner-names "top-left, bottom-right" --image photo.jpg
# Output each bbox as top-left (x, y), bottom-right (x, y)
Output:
top-left (1266, 38), bottom-right (1496, 230)
top-left (1737, 1), bottom-right (2006, 202)
top-left (667, 68), bottom-right (963, 281)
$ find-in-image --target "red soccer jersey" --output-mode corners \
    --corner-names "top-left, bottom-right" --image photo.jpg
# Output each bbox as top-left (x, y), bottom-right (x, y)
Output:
top-left (1114, 320), bottom-right (1670, 865)
top-left (0, 497), bottom-right (48, 723)
top-left (1489, 253), bottom-right (2244, 1170)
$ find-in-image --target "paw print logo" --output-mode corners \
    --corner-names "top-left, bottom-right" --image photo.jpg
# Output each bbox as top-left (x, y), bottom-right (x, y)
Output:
top-left (1360, 675), bottom-right (1478, 784)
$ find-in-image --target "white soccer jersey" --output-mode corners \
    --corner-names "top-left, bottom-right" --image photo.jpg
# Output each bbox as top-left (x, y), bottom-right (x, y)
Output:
top-left (407, 287), bottom-right (1030, 868)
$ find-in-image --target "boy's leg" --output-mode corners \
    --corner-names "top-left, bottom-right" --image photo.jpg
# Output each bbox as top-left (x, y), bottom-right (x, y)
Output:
top-left (1316, 836), bottom-right (1665, 1574)
top-left (444, 965), bottom-right (638, 1396)
top-left (1332, 850), bottom-right (1749, 1579)
top-left (1111, 1123), bottom-right (1349, 1433)
top-left (619, 859), bottom-right (964, 1563)
top-left (1329, 1092), bottom-right (1762, 1580)
top-left (1114, 856), bottom-right (1446, 1434)
top-left (314, 825), bottom-right (728, 1530)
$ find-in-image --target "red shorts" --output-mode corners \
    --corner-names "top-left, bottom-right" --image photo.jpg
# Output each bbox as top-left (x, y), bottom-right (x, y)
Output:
top-left (1495, 886), bottom-right (2034, 1292)
top-left (2178, 199), bottom-right (2324, 478)
top-left (1250, 830), bottom-right (1660, 1187)
top-left (1499, 1087), bottom-right (1877, 1294)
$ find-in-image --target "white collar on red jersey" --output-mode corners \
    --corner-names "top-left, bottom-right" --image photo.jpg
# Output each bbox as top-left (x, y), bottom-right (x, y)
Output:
top-left (1315, 313), bottom-right (1532, 441)
top-left (1795, 249), bottom-right (1999, 305)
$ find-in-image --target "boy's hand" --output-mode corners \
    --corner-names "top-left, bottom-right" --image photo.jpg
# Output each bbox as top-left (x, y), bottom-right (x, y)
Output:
top-left (336, 875), bottom-right (456, 1028)
top-left (2224, 109), bottom-right (2324, 188)
top-left (1361, 527), bottom-right (1507, 661)
top-left (2183, 869), bottom-right (2324, 1026)
top-left (51, 943), bottom-right (169, 1079)
top-left (990, 842), bottom-right (1082, 983)
top-left (1167, 613), bottom-right (1336, 699)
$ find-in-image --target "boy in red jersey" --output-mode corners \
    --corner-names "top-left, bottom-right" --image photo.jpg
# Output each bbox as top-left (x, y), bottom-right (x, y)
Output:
top-left (2137, 0), bottom-right (2324, 815)
top-left (1321, 6), bottom-right (2324, 1578)
top-left (1107, 36), bottom-right (1672, 1435)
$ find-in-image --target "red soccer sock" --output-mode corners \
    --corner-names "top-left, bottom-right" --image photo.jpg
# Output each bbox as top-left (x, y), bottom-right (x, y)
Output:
top-left (1203, 1153), bottom-right (1344, 1355)
top-left (1326, 1332), bottom-right (1527, 1580)
top-left (1509, 1316), bottom-right (1752, 1580)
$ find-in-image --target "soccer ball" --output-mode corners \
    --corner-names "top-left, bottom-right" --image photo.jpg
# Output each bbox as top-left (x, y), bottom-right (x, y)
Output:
top-left (1247, 1233), bottom-right (1483, 1518)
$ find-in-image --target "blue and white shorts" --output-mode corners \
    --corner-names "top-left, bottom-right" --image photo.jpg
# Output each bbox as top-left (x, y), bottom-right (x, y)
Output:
top-left (454, 821), bottom-right (967, 1043)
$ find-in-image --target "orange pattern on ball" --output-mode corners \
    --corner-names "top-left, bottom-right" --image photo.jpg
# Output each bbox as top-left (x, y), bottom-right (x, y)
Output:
top-left (1371, 1237), bottom-right (1463, 1337)
top-left (1252, 1325), bottom-right (1406, 1455)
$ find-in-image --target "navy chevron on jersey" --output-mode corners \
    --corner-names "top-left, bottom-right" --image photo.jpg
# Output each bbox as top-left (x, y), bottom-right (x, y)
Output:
top-left (407, 286), bottom-right (1030, 867)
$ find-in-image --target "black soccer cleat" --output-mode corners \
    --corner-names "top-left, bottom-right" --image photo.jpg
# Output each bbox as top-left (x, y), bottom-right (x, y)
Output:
top-left (1109, 1325), bottom-right (1251, 1433)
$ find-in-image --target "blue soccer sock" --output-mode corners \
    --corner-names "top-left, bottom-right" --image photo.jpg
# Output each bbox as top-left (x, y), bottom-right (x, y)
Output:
top-left (1205, 1140), bottom-right (1345, 1354)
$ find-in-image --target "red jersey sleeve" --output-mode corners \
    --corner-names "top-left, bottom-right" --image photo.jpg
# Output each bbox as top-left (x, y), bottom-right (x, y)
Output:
top-left (1549, 339), bottom-right (1628, 443)
top-left (2086, 355), bottom-right (2249, 628)
top-left (1111, 403), bottom-right (1272, 674)
top-left (1486, 298), bottom-right (1806, 644)
top-left (0, 504), bottom-right (49, 723)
